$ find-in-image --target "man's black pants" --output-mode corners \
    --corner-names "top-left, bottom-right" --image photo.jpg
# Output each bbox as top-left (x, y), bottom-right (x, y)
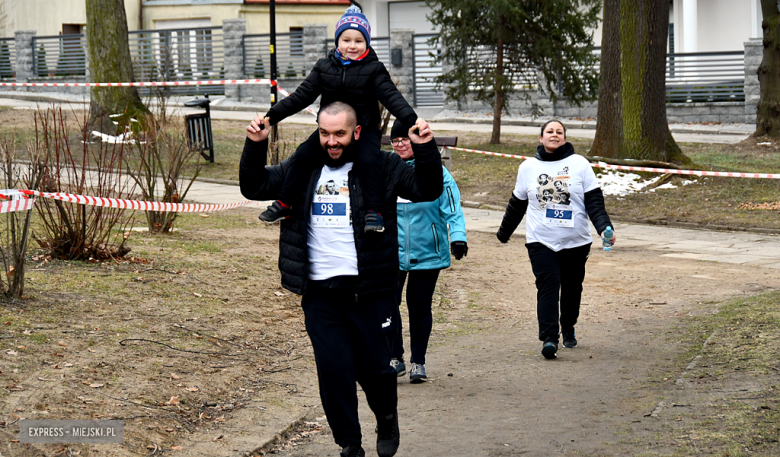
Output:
top-left (526, 242), bottom-right (591, 343)
top-left (302, 282), bottom-right (398, 448)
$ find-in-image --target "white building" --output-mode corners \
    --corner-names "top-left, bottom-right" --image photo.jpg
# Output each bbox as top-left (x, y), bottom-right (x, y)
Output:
top-left (361, 0), bottom-right (762, 52)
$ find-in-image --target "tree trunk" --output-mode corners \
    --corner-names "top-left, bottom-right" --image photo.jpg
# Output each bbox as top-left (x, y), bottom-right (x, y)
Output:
top-left (591, 0), bottom-right (690, 165)
top-left (86, 0), bottom-right (148, 133)
top-left (755, 0), bottom-right (780, 137)
top-left (490, 33), bottom-right (504, 144)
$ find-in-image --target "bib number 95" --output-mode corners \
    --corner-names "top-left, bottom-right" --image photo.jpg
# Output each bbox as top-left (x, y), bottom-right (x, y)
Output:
top-left (545, 208), bottom-right (572, 220)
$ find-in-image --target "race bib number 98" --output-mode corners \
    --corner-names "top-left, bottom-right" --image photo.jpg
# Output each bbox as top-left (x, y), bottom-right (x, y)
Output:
top-left (313, 203), bottom-right (347, 216)
top-left (311, 195), bottom-right (350, 227)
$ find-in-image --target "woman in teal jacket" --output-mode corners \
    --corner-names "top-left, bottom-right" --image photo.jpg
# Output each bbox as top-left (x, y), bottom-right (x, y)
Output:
top-left (390, 119), bottom-right (468, 383)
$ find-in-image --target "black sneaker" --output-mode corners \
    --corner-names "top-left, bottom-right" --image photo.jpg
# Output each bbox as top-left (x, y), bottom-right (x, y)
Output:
top-left (364, 211), bottom-right (385, 233)
top-left (409, 363), bottom-right (427, 383)
top-left (562, 329), bottom-right (577, 348)
top-left (390, 358), bottom-right (406, 377)
top-left (340, 444), bottom-right (365, 457)
top-left (375, 411), bottom-right (400, 457)
top-left (542, 338), bottom-right (558, 359)
top-left (258, 200), bottom-right (290, 224)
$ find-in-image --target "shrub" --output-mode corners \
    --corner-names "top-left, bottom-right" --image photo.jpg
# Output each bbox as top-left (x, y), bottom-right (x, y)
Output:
top-left (127, 115), bottom-right (202, 234)
top-left (33, 107), bottom-right (135, 260)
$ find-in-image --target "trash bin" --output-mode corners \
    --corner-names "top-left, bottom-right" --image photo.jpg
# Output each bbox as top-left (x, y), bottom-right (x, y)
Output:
top-left (184, 95), bottom-right (214, 162)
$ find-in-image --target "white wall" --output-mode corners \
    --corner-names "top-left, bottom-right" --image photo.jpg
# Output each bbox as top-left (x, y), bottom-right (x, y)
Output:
top-left (696, 0), bottom-right (754, 52)
top-left (673, 0), bottom-right (758, 53)
top-left (388, 2), bottom-right (435, 35)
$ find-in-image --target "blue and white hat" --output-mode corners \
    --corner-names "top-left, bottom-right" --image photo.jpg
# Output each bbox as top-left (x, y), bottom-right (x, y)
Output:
top-left (335, 5), bottom-right (371, 47)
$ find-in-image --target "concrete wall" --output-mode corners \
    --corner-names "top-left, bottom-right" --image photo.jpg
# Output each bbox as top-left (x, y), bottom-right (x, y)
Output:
top-left (744, 38), bottom-right (761, 124)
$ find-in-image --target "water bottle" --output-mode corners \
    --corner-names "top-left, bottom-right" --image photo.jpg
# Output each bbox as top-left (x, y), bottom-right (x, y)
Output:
top-left (602, 226), bottom-right (614, 251)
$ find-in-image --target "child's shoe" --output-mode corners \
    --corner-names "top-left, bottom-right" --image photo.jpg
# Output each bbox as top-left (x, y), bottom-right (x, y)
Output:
top-left (364, 211), bottom-right (385, 233)
top-left (258, 201), bottom-right (291, 224)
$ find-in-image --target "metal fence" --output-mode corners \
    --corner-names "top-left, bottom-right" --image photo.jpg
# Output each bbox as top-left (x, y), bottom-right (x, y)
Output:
top-left (32, 34), bottom-right (87, 78)
top-left (128, 27), bottom-right (225, 96)
top-left (412, 34), bottom-right (443, 107)
top-left (468, 45), bottom-right (539, 90)
top-left (665, 51), bottom-right (745, 102)
top-left (372, 37), bottom-right (391, 68)
top-left (243, 32), bottom-right (307, 80)
top-left (0, 38), bottom-right (14, 79)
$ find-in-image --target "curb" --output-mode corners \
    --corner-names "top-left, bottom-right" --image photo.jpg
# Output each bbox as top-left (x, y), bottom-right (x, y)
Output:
top-left (246, 412), bottom-right (312, 457)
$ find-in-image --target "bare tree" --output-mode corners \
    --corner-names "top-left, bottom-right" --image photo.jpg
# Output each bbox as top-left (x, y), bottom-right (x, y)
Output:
top-left (0, 133), bottom-right (46, 298)
top-left (86, 0), bottom-right (149, 133)
top-left (756, 0), bottom-right (780, 138)
top-left (590, 0), bottom-right (691, 164)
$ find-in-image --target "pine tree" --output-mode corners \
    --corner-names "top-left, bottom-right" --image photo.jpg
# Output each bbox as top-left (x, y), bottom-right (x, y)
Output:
top-left (284, 62), bottom-right (297, 79)
top-left (427, 0), bottom-right (601, 144)
top-left (36, 44), bottom-right (49, 77)
top-left (253, 54), bottom-right (265, 78)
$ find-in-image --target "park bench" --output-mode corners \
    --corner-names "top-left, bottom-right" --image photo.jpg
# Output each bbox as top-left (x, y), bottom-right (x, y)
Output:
top-left (381, 135), bottom-right (457, 171)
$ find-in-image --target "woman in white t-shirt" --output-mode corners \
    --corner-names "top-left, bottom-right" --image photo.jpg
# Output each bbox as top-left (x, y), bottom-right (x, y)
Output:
top-left (496, 120), bottom-right (616, 360)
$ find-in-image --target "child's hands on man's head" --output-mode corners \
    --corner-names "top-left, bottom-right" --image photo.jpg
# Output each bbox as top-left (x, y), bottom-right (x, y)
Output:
top-left (409, 118), bottom-right (433, 144)
top-left (246, 115), bottom-right (270, 143)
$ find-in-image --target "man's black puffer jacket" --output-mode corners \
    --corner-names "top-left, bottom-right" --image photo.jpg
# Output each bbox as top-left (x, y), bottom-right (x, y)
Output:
top-left (265, 47), bottom-right (418, 130)
top-left (239, 138), bottom-right (442, 297)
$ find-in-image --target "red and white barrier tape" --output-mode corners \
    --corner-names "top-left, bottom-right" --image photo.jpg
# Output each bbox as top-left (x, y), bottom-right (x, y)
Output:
top-left (0, 198), bottom-right (36, 214)
top-left (0, 190), bottom-right (261, 214)
top-left (0, 78), bottom-right (275, 88)
top-left (442, 146), bottom-right (780, 180)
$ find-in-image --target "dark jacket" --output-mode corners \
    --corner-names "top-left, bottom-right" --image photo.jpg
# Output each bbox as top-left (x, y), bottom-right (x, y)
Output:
top-left (265, 48), bottom-right (418, 131)
top-left (496, 143), bottom-right (612, 242)
top-left (239, 137), bottom-right (443, 296)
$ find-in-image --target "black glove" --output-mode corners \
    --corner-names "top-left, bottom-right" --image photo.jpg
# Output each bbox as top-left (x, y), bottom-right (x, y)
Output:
top-left (451, 241), bottom-right (468, 260)
top-left (496, 228), bottom-right (510, 244)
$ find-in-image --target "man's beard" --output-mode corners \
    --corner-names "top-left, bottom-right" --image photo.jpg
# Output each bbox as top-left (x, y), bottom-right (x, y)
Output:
top-left (322, 138), bottom-right (357, 168)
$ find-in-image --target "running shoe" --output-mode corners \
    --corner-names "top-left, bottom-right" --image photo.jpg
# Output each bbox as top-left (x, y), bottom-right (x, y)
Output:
top-left (409, 363), bottom-right (427, 383)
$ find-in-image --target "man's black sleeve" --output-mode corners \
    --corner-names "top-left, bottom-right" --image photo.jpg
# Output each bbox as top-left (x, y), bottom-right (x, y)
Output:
top-left (265, 64), bottom-right (323, 126)
top-left (496, 194), bottom-right (528, 243)
top-left (239, 137), bottom-right (286, 201)
top-left (373, 62), bottom-right (418, 129)
top-left (584, 188), bottom-right (612, 234)
top-left (394, 139), bottom-right (443, 202)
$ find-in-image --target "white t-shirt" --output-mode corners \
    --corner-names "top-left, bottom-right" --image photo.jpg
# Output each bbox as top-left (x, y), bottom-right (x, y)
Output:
top-left (512, 154), bottom-right (599, 252)
top-left (307, 163), bottom-right (359, 280)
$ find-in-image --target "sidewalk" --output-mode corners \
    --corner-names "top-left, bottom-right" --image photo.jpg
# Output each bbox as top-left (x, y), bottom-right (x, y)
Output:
top-left (0, 92), bottom-right (752, 144)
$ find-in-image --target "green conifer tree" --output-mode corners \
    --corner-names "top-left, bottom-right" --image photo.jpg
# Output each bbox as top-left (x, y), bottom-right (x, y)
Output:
top-left (253, 54), bottom-right (265, 78)
top-left (36, 44), bottom-right (49, 77)
top-left (427, 0), bottom-right (601, 144)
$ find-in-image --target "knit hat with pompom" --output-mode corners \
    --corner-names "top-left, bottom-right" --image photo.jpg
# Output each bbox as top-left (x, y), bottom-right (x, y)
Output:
top-left (335, 5), bottom-right (371, 47)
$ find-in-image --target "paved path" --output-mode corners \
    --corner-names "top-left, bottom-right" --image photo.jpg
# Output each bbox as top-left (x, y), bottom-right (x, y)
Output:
top-left (0, 94), bottom-right (751, 145)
